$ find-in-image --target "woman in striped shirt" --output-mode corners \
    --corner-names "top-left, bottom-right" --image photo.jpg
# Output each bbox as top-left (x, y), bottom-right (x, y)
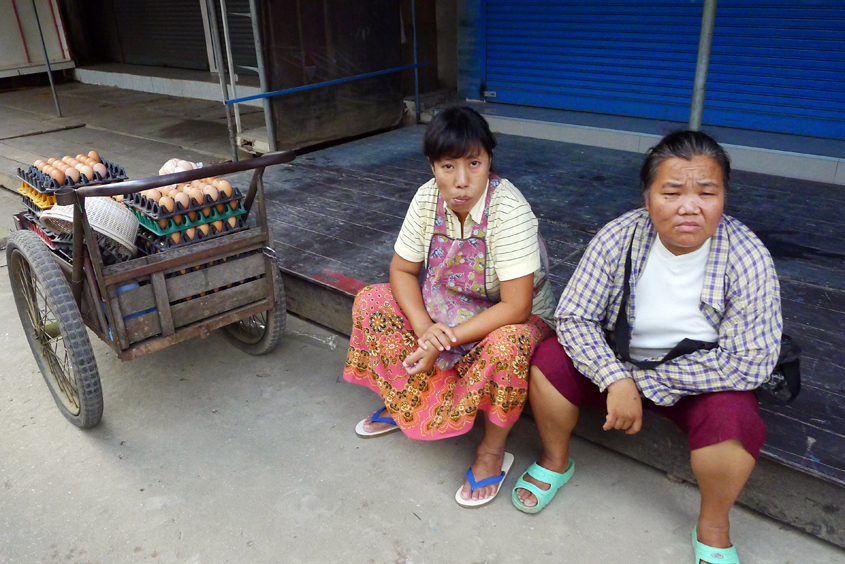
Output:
top-left (343, 106), bottom-right (555, 507)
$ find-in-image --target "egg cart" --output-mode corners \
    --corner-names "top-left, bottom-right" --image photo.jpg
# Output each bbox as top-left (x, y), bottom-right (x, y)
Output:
top-left (6, 151), bottom-right (295, 428)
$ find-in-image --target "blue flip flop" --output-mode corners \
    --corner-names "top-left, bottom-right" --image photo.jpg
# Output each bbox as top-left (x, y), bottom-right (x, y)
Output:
top-left (692, 526), bottom-right (740, 564)
top-left (455, 452), bottom-right (515, 508)
top-left (355, 407), bottom-right (400, 438)
top-left (511, 459), bottom-right (575, 514)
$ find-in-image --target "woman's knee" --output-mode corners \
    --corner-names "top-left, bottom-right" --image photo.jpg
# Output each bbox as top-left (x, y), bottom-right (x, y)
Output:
top-left (685, 392), bottom-right (766, 459)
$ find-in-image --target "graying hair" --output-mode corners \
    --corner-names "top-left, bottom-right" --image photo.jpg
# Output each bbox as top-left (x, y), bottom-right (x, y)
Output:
top-left (640, 130), bottom-right (730, 200)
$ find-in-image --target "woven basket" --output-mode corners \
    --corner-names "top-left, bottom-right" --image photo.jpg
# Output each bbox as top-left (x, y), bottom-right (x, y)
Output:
top-left (41, 197), bottom-right (139, 259)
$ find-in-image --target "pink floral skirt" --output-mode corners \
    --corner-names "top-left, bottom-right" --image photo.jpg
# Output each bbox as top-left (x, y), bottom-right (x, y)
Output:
top-left (343, 284), bottom-right (553, 440)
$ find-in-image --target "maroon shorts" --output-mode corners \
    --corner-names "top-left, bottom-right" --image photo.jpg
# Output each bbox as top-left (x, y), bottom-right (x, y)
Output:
top-left (532, 339), bottom-right (767, 460)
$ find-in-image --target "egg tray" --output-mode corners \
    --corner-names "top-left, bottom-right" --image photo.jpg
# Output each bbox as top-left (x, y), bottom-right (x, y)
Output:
top-left (129, 201), bottom-right (246, 237)
top-left (21, 211), bottom-right (73, 252)
top-left (18, 182), bottom-right (56, 210)
top-left (135, 215), bottom-right (247, 255)
top-left (17, 157), bottom-right (128, 194)
top-left (121, 186), bottom-right (245, 221)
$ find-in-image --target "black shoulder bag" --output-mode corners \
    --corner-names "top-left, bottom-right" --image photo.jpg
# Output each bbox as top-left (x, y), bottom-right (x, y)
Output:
top-left (609, 238), bottom-right (801, 402)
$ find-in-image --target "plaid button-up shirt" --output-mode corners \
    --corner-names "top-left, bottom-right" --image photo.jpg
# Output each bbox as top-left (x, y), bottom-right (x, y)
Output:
top-left (556, 208), bottom-right (782, 406)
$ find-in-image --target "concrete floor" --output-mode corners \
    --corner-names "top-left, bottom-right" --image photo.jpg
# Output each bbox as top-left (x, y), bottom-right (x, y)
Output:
top-left (0, 84), bottom-right (843, 564)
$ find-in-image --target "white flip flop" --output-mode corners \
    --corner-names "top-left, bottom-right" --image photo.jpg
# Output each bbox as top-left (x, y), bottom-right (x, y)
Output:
top-left (354, 407), bottom-right (401, 438)
top-left (455, 452), bottom-right (515, 508)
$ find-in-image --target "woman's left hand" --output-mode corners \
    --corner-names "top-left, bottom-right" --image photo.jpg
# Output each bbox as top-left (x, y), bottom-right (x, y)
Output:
top-left (417, 323), bottom-right (458, 352)
top-left (403, 345), bottom-right (440, 375)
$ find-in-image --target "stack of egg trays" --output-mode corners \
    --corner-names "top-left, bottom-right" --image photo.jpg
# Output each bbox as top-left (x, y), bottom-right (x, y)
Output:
top-left (18, 183), bottom-right (57, 215)
top-left (16, 157), bottom-right (128, 193)
top-left (21, 211), bottom-right (73, 257)
top-left (134, 214), bottom-right (247, 255)
top-left (123, 186), bottom-right (247, 237)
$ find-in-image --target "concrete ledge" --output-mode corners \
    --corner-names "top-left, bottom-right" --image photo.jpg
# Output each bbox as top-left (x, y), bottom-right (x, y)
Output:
top-left (484, 115), bottom-right (845, 187)
top-left (73, 67), bottom-right (263, 109)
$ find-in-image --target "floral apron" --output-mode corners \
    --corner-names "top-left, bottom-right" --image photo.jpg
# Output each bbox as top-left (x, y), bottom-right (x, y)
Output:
top-left (422, 180), bottom-right (498, 369)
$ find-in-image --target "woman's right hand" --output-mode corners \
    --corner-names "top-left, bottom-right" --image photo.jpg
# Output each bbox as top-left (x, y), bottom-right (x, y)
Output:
top-left (604, 378), bottom-right (643, 434)
top-left (403, 345), bottom-right (440, 375)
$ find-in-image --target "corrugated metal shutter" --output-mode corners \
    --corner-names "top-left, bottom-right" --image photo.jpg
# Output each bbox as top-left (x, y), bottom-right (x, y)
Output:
top-left (706, 1), bottom-right (845, 139)
top-left (114, 0), bottom-right (209, 70)
top-left (485, 0), bottom-right (845, 140)
top-left (485, 0), bottom-right (701, 123)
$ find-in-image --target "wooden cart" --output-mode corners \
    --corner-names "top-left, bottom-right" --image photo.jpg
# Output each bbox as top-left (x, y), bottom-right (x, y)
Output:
top-left (6, 151), bottom-right (296, 428)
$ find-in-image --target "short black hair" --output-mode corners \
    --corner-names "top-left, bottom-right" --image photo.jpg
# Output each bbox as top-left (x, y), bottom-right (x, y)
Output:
top-left (423, 106), bottom-right (497, 163)
top-left (640, 130), bottom-right (731, 199)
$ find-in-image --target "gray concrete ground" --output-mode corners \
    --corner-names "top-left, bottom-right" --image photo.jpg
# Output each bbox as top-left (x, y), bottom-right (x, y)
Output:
top-left (1, 84), bottom-right (843, 564)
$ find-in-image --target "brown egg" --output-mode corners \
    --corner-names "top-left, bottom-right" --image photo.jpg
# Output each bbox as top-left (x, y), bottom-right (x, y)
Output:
top-left (93, 163), bottom-right (107, 178)
top-left (227, 216), bottom-right (237, 229)
top-left (185, 227), bottom-right (196, 241)
top-left (230, 200), bottom-right (238, 211)
top-left (42, 165), bottom-right (54, 177)
top-left (212, 220), bottom-right (224, 232)
top-left (61, 156), bottom-right (73, 165)
top-left (79, 165), bottom-right (94, 181)
top-left (188, 210), bottom-right (197, 222)
top-left (181, 184), bottom-right (192, 193)
top-left (201, 206), bottom-right (212, 218)
top-left (68, 158), bottom-right (80, 168)
top-left (76, 154), bottom-right (87, 162)
top-left (88, 150), bottom-right (100, 163)
top-left (34, 159), bottom-right (46, 170)
top-left (218, 180), bottom-right (233, 198)
top-left (191, 180), bottom-right (203, 188)
top-left (65, 167), bottom-right (80, 183)
top-left (146, 189), bottom-right (162, 203)
top-left (216, 203), bottom-right (226, 214)
top-left (197, 223), bottom-right (209, 236)
top-left (173, 214), bottom-right (183, 225)
top-left (158, 218), bottom-right (168, 229)
top-left (173, 192), bottom-right (190, 211)
top-left (188, 188), bottom-right (204, 207)
top-left (203, 185), bottom-right (219, 202)
top-left (49, 168), bottom-right (65, 184)
top-left (74, 163), bottom-right (85, 171)
top-left (47, 157), bottom-right (58, 166)
top-left (159, 195), bottom-right (174, 213)
top-left (170, 232), bottom-right (181, 245)
top-left (53, 162), bottom-right (67, 172)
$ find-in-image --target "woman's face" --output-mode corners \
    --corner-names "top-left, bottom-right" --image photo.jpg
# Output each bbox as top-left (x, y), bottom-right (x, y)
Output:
top-left (645, 155), bottom-right (725, 255)
top-left (430, 146), bottom-right (491, 223)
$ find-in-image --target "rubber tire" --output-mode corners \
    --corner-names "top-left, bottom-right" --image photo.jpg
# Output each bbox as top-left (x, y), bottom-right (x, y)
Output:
top-left (6, 231), bottom-right (103, 428)
top-left (222, 272), bottom-right (286, 355)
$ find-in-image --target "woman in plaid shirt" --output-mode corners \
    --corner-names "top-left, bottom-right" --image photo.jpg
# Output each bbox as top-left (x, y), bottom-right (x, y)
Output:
top-left (512, 131), bottom-right (782, 564)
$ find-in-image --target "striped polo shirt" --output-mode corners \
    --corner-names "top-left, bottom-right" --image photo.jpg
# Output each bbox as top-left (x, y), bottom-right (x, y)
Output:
top-left (395, 177), bottom-right (555, 325)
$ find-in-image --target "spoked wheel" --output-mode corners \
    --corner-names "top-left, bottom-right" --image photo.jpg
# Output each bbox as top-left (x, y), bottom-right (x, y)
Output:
top-left (6, 231), bottom-right (103, 428)
top-left (222, 273), bottom-right (286, 355)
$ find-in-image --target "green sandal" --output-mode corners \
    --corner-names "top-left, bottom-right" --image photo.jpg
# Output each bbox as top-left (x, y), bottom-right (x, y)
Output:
top-left (511, 459), bottom-right (575, 514)
top-left (692, 526), bottom-right (740, 564)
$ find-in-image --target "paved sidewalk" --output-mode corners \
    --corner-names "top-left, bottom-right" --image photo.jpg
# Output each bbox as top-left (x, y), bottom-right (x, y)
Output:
top-left (0, 84), bottom-right (842, 564)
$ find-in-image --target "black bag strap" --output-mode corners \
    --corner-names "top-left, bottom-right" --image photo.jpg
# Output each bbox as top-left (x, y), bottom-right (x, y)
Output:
top-left (613, 234), bottom-right (717, 370)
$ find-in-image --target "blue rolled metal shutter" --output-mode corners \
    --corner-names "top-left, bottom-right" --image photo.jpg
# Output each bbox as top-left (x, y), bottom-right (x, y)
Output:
top-left (706, 1), bottom-right (845, 140)
top-left (485, 1), bottom-right (845, 140)
top-left (485, 0), bottom-right (701, 123)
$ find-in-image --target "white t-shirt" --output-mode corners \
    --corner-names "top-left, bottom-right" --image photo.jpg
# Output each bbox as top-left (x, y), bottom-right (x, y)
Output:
top-left (629, 236), bottom-right (718, 361)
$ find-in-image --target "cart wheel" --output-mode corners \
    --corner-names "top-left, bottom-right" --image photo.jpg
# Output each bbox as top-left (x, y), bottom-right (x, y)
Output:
top-left (6, 231), bottom-right (103, 428)
top-left (223, 273), bottom-right (286, 355)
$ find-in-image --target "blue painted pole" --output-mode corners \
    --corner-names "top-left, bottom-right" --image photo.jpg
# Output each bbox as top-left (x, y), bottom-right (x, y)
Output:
top-left (225, 63), bottom-right (429, 105)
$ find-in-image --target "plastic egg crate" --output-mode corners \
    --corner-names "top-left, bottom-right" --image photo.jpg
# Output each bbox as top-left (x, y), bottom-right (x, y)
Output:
top-left (17, 157), bottom-right (128, 194)
top-left (18, 183), bottom-right (56, 212)
top-left (20, 211), bottom-right (73, 252)
top-left (135, 214), bottom-right (246, 255)
top-left (122, 185), bottom-right (245, 230)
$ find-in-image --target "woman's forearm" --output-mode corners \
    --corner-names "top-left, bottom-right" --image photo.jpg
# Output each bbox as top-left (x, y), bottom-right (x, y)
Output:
top-left (390, 265), bottom-right (433, 337)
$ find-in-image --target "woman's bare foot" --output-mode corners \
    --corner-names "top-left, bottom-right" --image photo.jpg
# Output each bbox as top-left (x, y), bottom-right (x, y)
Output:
top-left (514, 453), bottom-right (570, 507)
top-left (459, 447), bottom-right (505, 502)
top-left (361, 412), bottom-right (396, 434)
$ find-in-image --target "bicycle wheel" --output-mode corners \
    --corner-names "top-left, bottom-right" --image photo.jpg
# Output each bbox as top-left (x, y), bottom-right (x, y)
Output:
top-left (222, 272), bottom-right (286, 355)
top-left (6, 231), bottom-right (103, 428)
